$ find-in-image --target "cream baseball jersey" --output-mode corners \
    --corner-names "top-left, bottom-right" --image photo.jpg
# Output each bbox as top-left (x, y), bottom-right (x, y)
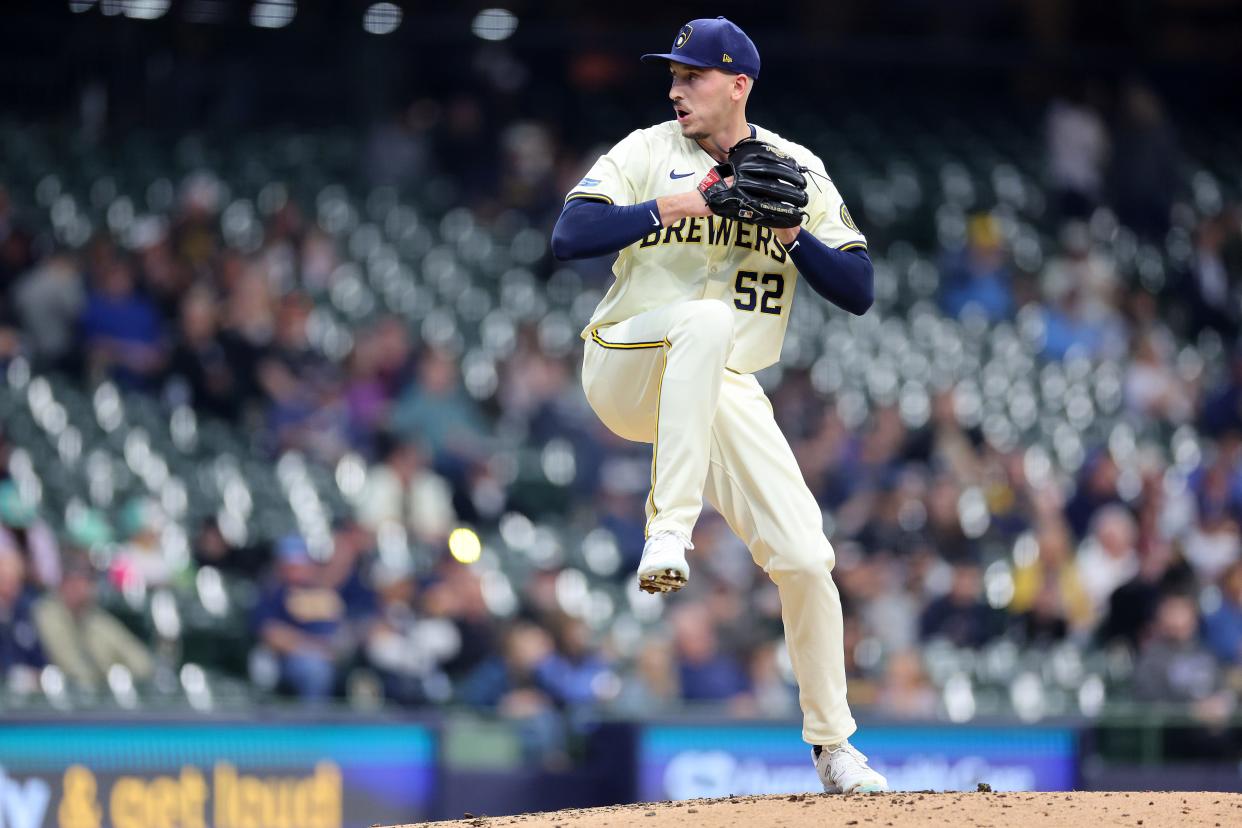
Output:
top-left (568, 120), bottom-right (866, 374)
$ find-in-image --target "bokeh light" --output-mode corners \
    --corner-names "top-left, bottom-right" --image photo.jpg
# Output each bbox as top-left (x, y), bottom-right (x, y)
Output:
top-left (448, 527), bottom-right (482, 564)
top-left (362, 2), bottom-right (402, 35)
top-left (471, 8), bottom-right (517, 41)
top-left (251, 0), bottom-right (296, 29)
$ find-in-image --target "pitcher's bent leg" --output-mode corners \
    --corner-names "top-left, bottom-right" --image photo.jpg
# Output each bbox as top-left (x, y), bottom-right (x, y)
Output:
top-left (644, 300), bottom-right (733, 538)
top-left (581, 300), bottom-right (735, 541)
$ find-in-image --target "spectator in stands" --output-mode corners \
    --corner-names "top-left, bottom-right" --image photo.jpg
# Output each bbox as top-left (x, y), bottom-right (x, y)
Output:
top-left (10, 251), bottom-right (85, 372)
top-left (322, 518), bottom-right (380, 630)
top-left (982, 449), bottom-right (1038, 542)
top-left (1110, 82), bottom-right (1179, 240)
top-left (191, 515), bottom-right (268, 577)
top-left (938, 213), bottom-right (1013, 323)
top-left (1124, 332), bottom-right (1196, 424)
top-left (0, 480), bottom-right (62, 590)
top-left (508, 351), bottom-right (589, 452)
top-left (500, 120), bottom-right (562, 216)
top-left (1133, 593), bottom-right (1234, 729)
top-left (611, 638), bottom-right (679, 715)
top-left (255, 201), bottom-right (303, 295)
top-left (1200, 344), bottom-right (1242, 438)
top-left (847, 553), bottom-right (920, 655)
top-left (135, 226), bottom-right (190, 322)
top-left (1182, 504), bottom-right (1241, 585)
top-left (670, 602), bottom-right (749, 703)
top-left (352, 432), bottom-right (456, 549)
top-left (252, 535), bottom-right (353, 703)
top-left (1064, 450), bottom-right (1123, 539)
top-left (1036, 289), bottom-right (1088, 363)
top-left (499, 326), bottom-right (569, 423)
top-left (700, 573), bottom-right (769, 656)
top-left (458, 621), bottom-right (567, 764)
top-left (1186, 208), bottom-right (1242, 339)
top-left (1191, 443), bottom-right (1242, 530)
top-left (342, 330), bottom-right (393, 452)
top-left (433, 94), bottom-right (496, 206)
top-left (220, 263), bottom-right (275, 396)
top-left (420, 559), bottom-right (497, 678)
top-left (844, 407), bottom-right (910, 510)
top-left (33, 552), bottom-right (154, 691)
top-left (391, 347), bottom-right (489, 469)
top-left (108, 496), bottom-right (178, 590)
top-left (258, 292), bottom-right (350, 461)
top-left (745, 642), bottom-right (799, 718)
top-left (1098, 533), bottom-right (1191, 649)
top-left (0, 546), bottom-right (44, 683)
top-left (1045, 89), bottom-right (1109, 220)
top-left (795, 408), bottom-right (853, 507)
top-left (1040, 223), bottom-right (1127, 360)
top-left (368, 315), bottom-right (416, 399)
top-left (919, 560), bottom-right (1002, 647)
top-left (170, 172), bottom-right (222, 270)
top-left (1010, 521), bottom-right (1093, 639)
top-left (0, 184), bottom-right (35, 292)
top-left (1013, 579), bottom-right (1071, 646)
top-left (363, 105), bottom-right (430, 190)
top-left (688, 512), bottom-right (759, 597)
top-left (899, 387), bottom-right (982, 479)
top-left (1077, 504), bottom-right (1141, 619)
top-left (299, 222), bottom-right (338, 293)
top-left (166, 285), bottom-right (245, 422)
top-left (849, 476), bottom-right (909, 561)
top-left (923, 474), bottom-right (979, 563)
top-left (457, 618), bottom-right (553, 710)
top-left (365, 563), bottom-right (457, 706)
top-left (78, 254), bottom-right (166, 390)
top-left (875, 649), bottom-right (937, 719)
top-left (0, 319), bottom-right (18, 366)
top-left (1204, 561), bottom-right (1242, 665)
top-left (595, 486), bottom-right (650, 576)
top-left (532, 614), bottom-right (614, 708)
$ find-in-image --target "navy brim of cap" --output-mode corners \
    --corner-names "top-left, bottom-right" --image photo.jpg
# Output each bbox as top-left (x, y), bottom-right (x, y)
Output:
top-left (641, 52), bottom-right (732, 71)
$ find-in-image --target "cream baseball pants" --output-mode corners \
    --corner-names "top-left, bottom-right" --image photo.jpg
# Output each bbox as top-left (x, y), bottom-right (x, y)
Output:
top-left (581, 298), bottom-right (857, 746)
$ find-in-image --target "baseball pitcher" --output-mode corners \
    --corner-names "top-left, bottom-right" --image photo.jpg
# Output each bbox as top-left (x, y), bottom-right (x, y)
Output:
top-left (551, 17), bottom-right (888, 794)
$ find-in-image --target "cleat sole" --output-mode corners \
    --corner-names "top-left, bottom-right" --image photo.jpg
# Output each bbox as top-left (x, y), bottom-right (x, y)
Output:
top-left (638, 569), bottom-right (687, 594)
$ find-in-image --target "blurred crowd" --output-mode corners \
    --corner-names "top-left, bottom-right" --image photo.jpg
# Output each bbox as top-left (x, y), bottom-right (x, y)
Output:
top-left (2, 76), bottom-right (1242, 764)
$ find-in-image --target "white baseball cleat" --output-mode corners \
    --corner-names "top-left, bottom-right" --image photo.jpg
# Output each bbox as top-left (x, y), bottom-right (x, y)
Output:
top-left (637, 530), bottom-right (691, 594)
top-left (813, 742), bottom-right (889, 794)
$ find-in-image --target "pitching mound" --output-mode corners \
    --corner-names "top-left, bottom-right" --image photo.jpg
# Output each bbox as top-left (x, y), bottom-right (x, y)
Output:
top-left (394, 791), bottom-right (1241, 827)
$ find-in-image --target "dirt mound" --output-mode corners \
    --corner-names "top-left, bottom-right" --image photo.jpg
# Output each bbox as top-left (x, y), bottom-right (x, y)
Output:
top-left (395, 791), bottom-right (1242, 827)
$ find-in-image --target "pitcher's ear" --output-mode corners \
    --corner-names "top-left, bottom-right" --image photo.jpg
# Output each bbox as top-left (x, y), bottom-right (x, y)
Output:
top-left (734, 74), bottom-right (753, 102)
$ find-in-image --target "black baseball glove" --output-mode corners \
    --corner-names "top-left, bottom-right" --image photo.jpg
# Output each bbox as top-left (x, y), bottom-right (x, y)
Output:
top-left (697, 138), bottom-right (809, 229)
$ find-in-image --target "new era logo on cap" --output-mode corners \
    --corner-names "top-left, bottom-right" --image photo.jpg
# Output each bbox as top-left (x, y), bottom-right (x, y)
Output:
top-left (641, 16), bottom-right (761, 79)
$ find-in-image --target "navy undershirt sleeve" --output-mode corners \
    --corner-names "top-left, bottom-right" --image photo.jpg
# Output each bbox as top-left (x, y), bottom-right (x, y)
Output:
top-left (551, 198), bottom-right (662, 261)
top-left (785, 230), bottom-right (874, 315)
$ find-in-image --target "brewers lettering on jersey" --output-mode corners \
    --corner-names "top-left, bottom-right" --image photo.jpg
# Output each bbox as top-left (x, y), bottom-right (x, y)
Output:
top-left (551, 17), bottom-right (889, 794)
top-left (568, 120), bottom-right (864, 374)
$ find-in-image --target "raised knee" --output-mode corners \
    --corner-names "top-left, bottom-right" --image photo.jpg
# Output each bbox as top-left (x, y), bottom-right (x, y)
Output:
top-left (672, 300), bottom-right (734, 347)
